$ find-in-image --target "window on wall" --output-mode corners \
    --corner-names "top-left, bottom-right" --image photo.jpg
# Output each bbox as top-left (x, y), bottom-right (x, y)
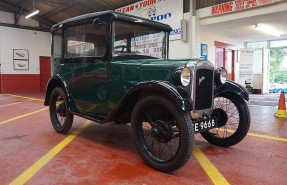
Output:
top-left (65, 22), bottom-right (107, 58)
top-left (246, 41), bottom-right (267, 49)
top-left (52, 29), bottom-right (62, 59)
top-left (270, 40), bottom-right (287, 48)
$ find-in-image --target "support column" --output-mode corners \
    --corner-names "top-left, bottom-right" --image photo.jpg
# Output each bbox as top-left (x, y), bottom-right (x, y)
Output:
top-left (189, 0), bottom-right (201, 58)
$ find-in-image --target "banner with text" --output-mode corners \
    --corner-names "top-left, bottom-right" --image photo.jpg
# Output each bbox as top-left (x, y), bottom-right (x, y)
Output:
top-left (115, 0), bottom-right (183, 41)
top-left (239, 48), bottom-right (254, 86)
top-left (210, 0), bottom-right (281, 16)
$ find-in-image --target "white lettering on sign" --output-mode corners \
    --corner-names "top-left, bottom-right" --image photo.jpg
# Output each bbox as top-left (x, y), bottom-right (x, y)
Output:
top-left (211, 0), bottom-right (275, 15)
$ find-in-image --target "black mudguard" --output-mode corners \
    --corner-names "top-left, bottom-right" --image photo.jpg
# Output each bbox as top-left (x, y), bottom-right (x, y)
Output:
top-left (44, 74), bottom-right (73, 106)
top-left (214, 80), bottom-right (249, 101)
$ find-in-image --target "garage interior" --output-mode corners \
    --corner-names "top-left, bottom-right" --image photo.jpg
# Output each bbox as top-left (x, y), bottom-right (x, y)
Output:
top-left (0, 0), bottom-right (287, 184)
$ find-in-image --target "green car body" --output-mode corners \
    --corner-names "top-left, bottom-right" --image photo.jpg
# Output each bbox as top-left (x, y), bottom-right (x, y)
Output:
top-left (44, 10), bottom-right (251, 173)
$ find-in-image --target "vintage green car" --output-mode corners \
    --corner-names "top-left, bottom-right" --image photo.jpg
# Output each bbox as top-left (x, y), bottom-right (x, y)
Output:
top-left (44, 10), bottom-right (250, 172)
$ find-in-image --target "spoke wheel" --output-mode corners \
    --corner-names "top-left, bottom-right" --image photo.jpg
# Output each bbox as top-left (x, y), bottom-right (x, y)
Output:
top-left (131, 95), bottom-right (194, 173)
top-left (201, 93), bottom-right (250, 147)
top-left (49, 87), bottom-right (74, 134)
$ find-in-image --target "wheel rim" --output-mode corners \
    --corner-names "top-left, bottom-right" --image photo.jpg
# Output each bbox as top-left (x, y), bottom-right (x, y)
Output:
top-left (53, 94), bottom-right (67, 127)
top-left (136, 103), bottom-right (180, 163)
top-left (207, 96), bottom-right (240, 139)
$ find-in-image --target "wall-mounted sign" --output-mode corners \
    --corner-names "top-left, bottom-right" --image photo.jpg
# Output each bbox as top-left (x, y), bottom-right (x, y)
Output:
top-left (238, 48), bottom-right (254, 86)
top-left (13, 49), bottom-right (29, 70)
top-left (115, 0), bottom-right (183, 41)
top-left (210, 0), bottom-right (280, 16)
top-left (200, 44), bottom-right (208, 60)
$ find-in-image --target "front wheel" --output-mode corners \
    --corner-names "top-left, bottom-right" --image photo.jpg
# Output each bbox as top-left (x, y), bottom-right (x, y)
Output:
top-left (131, 95), bottom-right (194, 173)
top-left (49, 87), bottom-right (74, 134)
top-left (201, 93), bottom-right (250, 147)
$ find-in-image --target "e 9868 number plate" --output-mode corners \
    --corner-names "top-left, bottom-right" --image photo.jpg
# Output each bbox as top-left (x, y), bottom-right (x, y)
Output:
top-left (193, 117), bottom-right (217, 133)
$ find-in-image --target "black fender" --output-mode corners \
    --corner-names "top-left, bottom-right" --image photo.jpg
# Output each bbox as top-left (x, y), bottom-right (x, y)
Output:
top-left (214, 80), bottom-right (249, 101)
top-left (104, 81), bottom-right (191, 123)
top-left (44, 74), bottom-right (73, 107)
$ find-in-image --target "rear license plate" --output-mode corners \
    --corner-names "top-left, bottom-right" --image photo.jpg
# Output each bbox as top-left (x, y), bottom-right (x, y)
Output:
top-left (193, 117), bottom-right (217, 133)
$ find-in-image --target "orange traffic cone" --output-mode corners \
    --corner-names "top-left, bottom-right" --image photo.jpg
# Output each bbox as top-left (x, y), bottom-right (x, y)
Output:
top-left (275, 91), bottom-right (287, 118)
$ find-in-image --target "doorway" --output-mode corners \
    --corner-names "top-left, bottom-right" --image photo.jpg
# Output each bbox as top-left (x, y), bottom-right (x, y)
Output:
top-left (40, 56), bottom-right (51, 92)
top-left (215, 42), bottom-right (235, 81)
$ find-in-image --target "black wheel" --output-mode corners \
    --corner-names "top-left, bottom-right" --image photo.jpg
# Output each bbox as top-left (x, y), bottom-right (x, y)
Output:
top-left (201, 93), bottom-right (250, 147)
top-left (131, 95), bottom-right (194, 173)
top-left (49, 87), bottom-right (74, 134)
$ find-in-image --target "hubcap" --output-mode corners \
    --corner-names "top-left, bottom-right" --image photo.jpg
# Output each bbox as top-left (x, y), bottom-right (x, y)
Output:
top-left (152, 120), bottom-right (173, 143)
top-left (212, 108), bottom-right (228, 127)
top-left (56, 103), bottom-right (66, 117)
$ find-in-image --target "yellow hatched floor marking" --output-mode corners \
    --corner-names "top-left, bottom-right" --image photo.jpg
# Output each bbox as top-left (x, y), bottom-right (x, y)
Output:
top-left (9, 120), bottom-right (92, 185)
top-left (5, 94), bottom-right (44, 102)
top-left (0, 100), bottom-right (33, 108)
top-left (0, 108), bottom-right (48, 125)
top-left (193, 145), bottom-right (230, 185)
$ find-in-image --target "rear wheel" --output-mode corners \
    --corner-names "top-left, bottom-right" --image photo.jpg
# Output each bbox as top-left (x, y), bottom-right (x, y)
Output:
top-left (201, 93), bottom-right (250, 147)
top-left (49, 87), bottom-right (74, 134)
top-left (131, 95), bottom-right (194, 173)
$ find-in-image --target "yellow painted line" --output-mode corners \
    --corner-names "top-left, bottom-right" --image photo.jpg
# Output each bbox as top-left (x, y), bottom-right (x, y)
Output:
top-left (0, 108), bottom-right (48, 125)
top-left (5, 94), bottom-right (44, 102)
top-left (247, 132), bottom-right (287, 142)
top-left (9, 120), bottom-right (92, 185)
top-left (0, 100), bottom-right (33, 108)
top-left (219, 128), bottom-right (287, 142)
top-left (193, 145), bottom-right (230, 185)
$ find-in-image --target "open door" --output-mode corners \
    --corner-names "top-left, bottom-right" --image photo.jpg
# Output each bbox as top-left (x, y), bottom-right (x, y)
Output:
top-left (215, 41), bottom-right (235, 81)
top-left (262, 48), bottom-right (270, 94)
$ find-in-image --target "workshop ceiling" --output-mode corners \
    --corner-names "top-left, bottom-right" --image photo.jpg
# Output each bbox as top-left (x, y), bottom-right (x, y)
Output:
top-left (0, 0), bottom-right (141, 26)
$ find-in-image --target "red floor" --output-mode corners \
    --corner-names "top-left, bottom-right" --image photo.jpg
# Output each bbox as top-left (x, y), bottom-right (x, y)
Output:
top-left (0, 93), bottom-right (286, 184)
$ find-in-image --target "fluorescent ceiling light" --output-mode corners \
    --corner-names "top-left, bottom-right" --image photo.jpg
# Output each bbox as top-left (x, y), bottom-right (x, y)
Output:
top-left (25, 9), bottom-right (39, 19)
top-left (255, 24), bottom-right (282, 37)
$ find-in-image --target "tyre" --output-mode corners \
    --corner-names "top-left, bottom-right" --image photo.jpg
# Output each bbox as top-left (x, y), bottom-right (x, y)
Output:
top-left (49, 87), bottom-right (74, 134)
top-left (131, 95), bottom-right (194, 173)
top-left (201, 93), bottom-right (250, 147)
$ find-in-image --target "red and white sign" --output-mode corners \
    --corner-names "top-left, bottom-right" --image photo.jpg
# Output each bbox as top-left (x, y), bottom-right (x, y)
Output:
top-left (211, 0), bottom-right (279, 16)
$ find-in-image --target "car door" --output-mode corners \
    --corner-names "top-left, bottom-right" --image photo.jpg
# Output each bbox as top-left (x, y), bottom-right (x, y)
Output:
top-left (61, 20), bottom-right (109, 120)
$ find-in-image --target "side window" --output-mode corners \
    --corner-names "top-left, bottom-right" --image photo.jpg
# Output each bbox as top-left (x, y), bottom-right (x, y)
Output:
top-left (52, 29), bottom-right (62, 59)
top-left (65, 22), bottom-right (107, 58)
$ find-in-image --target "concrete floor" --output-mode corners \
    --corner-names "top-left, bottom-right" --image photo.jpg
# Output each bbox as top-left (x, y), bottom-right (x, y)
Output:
top-left (0, 93), bottom-right (286, 185)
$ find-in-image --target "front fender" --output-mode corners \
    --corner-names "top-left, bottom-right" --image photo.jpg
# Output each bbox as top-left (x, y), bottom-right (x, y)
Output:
top-left (214, 80), bottom-right (249, 101)
top-left (131, 81), bottom-right (191, 111)
top-left (104, 81), bottom-right (191, 123)
top-left (44, 74), bottom-right (72, 106)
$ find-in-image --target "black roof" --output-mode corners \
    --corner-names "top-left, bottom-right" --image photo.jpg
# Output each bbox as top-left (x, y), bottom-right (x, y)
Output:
top-left (51, 10), bottom-right (172, 32)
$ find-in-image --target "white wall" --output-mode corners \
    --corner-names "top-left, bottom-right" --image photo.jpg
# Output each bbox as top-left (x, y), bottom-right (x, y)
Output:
top-left (200, 32), bottom-right (244, 65)
top-left (0, 26), bottom-right (51, 75)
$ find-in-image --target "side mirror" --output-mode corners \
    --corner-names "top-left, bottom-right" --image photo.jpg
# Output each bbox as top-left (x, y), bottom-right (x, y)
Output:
top-left (93, 18), bottom-right (105, 26)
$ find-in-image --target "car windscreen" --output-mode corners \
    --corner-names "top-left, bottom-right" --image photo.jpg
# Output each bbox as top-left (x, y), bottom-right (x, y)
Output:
top-left (113, 21), bottom-right (167, 59)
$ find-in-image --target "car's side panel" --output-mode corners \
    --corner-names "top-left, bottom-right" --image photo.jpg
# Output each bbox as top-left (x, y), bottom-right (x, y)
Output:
top-left (60, 58), bottom-right (109, 120)
top-left (214, 80), bottom-right (249, 101)
top-left (101, 81), bottom-right (192, 123)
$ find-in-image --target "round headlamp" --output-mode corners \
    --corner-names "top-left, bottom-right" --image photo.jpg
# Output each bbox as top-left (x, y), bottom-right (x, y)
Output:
top-left (181, 67), bottom-right (191, 86)
top-left (215, 67), bottom-right (227, 84)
